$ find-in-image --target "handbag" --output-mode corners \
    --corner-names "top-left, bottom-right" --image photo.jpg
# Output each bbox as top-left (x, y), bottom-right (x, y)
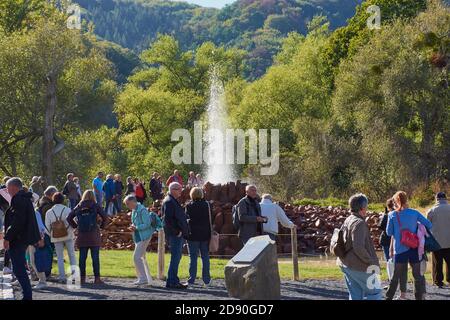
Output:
top-left (207, 202), bottom-right (220, 253)
top-left (395, 211), bottom-right (419, 249)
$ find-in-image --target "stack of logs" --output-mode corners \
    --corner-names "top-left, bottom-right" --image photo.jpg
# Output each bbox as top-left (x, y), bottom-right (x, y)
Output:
top-left (100, 181), bottom-right (383, 255)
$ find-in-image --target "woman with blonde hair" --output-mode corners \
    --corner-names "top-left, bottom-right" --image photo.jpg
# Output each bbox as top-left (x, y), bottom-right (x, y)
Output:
top-left (385, 191), bottom-right (432, 300)
top-left (184, 187), bottom-right (212, 286)
top-left (67, 190), bottom-right (108, 285)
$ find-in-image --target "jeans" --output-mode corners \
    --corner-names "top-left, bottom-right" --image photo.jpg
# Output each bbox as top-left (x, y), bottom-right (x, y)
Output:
top-left (166, 235), bottom-right (184, 286)
top-left (386, 248), bottom-right (426, 300)
top-left (115, 195), bottom-right (122, 213)
top-left (79, 246), bottom-right (100, 277)
top-left (9, 244), bottom-right (32, 300)
top-left (95, 192), bottom-right (103, 208)
top-left (382, 245), bottom-right (390, 261)
top-left (187, 241), bottom-right (211, 285)
top-left (105, 198), bottom-right (116, 216)
top-left (69, 198), bottom-right (78, 210)
top-left (340, 266), bottom-right (383, 300)
top-left (133, 239), bottom-right (152, 283)
top-left (54, 239), bottom-right (77, 280)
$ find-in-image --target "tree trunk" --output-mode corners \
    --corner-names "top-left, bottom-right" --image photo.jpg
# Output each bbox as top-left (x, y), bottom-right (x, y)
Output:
top-left (42, 74), bottom-right (57, 185)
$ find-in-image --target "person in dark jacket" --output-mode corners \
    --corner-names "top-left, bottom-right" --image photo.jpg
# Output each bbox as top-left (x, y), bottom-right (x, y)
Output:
top-left (379, 198), bottom-right (395, 261)
top-left (113, 174), bottom-right (124, 213)
top-left (102, 174), bottom-right (116, 216)
top-left (162, 182), bottom-right (189, 289)
top-left (67, 189), bottom-right (108, 285)
top-left (125, 176), bottom-right (135, 196)
top-left (63, 173), bottom-right (79, 210)
top-left (185, 187), bottom-right (211, 286)
top-left (3, 177), bottom-right (41, 300)
top-left (150, 172), bottom-right (163, 201)
top-left (236, 185), bottom-right (267, 245)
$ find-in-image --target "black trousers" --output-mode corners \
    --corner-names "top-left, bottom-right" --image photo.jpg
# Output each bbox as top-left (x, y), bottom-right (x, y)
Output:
top-left (386, 262), bottom-right (425, 300)
top-left (432, 248), bottom-right (450, 286)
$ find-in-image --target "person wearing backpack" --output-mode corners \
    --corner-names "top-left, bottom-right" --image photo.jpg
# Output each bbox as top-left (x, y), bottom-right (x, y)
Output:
top-left (45, 192), bottom-right (76, 284)
top-left (234, 185), bottom-right (267, 245)
top-left (67, 189), bottom-right (108, 285)
top-left (336, 193), bottom-right (382, 300)
top-left (124, 195), bottom-right (162, 286)
top-left (385, 191), bottom-right (432, 300)
top-left (3, 177), bottom-right (41, 300)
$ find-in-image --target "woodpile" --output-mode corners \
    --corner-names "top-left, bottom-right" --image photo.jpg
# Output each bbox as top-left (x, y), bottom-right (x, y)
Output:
top-left (98, 180), bottom-right (383, 256)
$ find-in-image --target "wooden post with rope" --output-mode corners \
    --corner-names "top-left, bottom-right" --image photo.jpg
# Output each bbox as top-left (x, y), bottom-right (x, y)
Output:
top-left (157, 229), bottom-right (165, 280)
top-left (291, 227), bottom-right (299, 281)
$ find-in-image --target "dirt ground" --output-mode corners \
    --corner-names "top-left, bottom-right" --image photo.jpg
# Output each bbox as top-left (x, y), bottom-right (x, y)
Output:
top-left (12, 277), bottom-right (450, 300)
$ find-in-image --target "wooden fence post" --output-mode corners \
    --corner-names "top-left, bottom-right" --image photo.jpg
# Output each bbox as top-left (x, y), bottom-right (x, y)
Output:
top-left (157, 229), bottom-right (165, 280)
top-left (291, 227), bottom-right (299, 281)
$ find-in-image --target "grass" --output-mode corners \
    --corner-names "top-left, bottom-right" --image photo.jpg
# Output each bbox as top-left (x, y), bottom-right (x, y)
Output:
top-left (58, 250), bottom-right (434, 283)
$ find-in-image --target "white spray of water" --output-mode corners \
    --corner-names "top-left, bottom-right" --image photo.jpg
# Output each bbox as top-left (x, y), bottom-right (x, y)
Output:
top-left (204, 67), bottom-right (235, 184)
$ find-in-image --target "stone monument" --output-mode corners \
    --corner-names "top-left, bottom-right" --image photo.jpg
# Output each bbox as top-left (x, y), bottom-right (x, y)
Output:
top-left (224, 235), bottom-right (281, 300)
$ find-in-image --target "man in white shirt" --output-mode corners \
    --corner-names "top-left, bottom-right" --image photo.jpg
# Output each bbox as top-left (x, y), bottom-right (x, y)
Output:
top-left (260, 194), bottom-right (295, 241)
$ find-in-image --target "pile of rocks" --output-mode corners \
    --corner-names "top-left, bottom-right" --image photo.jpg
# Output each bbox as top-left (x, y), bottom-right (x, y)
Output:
top-left (277, 203), bottom-right (381, 254)
top-left (99, 181), bottom-right (383, 256)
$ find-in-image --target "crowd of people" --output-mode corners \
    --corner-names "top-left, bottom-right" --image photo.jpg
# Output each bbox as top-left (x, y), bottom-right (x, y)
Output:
top-left (0, 171), bottom-right (449, 301)
top-left (337, 191), bottom-right (450, 300)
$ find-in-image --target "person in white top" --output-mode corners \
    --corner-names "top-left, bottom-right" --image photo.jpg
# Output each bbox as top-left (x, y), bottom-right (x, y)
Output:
top-left (260, 194), bottom-right (295, 241)
top-left (196, 174), bottom-right (204, 188)
top-left (45, 192), bottom-right (76, 283)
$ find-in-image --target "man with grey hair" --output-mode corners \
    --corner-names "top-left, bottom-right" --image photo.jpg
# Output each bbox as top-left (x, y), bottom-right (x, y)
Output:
top-left (3, 177), bottom-right (41, 300)
top-left (260, 194), bottom-right (295, 241)
top-left (337, 193), bottom-right (381, 300)
top-left (162, 182), bottom-right (189, 289)
top-left (235, 185), bottom-right (267, 245)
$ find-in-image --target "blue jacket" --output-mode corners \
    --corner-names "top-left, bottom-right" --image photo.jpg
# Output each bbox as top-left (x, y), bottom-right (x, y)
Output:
top-left (102, 178), bottom-right (115, 200)
top-left (387, 208), bottom-right (432, 255)
top-left (131, 203), bottom-right (162, 243)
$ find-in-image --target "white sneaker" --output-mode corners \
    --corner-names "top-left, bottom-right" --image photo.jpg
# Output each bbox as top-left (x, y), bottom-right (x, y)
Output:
top-left (204, 280), bottom-right (212, 288)
top-left (394, 295), bottom-right (407, 300)
top-left (3, 266), bottom-right (12, 274)
top-left (33, 282), bottom-right (47, 290)
top-left (133, 279), bottom-right (147, 286)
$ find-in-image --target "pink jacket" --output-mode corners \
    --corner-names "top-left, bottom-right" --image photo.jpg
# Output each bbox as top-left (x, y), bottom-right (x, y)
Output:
top-left (417, 223), bottom-right (428, 259)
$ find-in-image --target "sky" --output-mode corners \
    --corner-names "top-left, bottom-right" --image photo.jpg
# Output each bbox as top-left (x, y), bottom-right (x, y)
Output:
top-left (182, 0), bottom-right (236, 8)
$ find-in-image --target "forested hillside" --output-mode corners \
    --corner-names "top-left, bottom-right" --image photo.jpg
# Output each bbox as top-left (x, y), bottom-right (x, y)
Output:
top-left (0, 0), bottom-right (448, 205)
top-left (74, 0), bottom-right (363, 79)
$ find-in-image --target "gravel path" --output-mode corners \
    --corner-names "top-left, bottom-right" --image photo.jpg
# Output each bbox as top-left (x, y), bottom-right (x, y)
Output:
top-left (12, 277), bottom-right (450, 300)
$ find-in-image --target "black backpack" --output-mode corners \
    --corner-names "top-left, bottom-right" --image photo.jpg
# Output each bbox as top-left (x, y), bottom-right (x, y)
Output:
top-left (76, 206), bottom-right (98, 233)
top-left (232, 201), bottom-right (251, 232)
